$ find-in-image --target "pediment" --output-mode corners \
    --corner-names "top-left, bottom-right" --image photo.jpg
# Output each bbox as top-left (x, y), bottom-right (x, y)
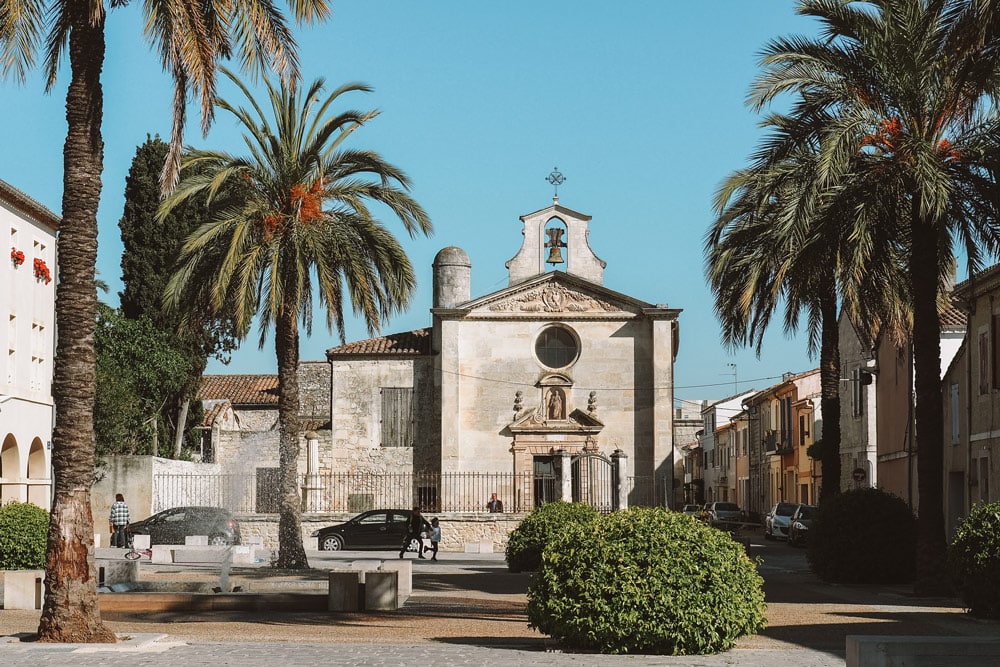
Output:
top-left (508, 407), bottom-right (604, 434)
top-left (462, 272), bottom-right (651, 317)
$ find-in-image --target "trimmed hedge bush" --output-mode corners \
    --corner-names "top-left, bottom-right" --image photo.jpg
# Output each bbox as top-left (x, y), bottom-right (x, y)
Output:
top-left (0, 501), bottom-right (49, 570)
top-left (505, 500), bottom-right (598, 572)
top-left (807, 487), bottom-right (915, 584)
top-left (527, 507), bottom-right (766, 655)
top-left (949, 502), bottom-right (1000, 618)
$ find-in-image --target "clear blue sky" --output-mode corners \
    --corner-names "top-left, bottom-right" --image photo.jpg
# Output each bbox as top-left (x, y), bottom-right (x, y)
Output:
top-left (1, 1), bottom-right (824, 401)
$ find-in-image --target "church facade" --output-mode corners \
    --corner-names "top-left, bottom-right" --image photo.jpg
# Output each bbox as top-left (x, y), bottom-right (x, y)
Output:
top-left (324, 200), bottom-right (681, 511)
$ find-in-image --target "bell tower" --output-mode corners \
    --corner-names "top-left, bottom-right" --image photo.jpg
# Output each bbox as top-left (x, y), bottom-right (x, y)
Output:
top-left (505, 200), bottom-right (606, 287)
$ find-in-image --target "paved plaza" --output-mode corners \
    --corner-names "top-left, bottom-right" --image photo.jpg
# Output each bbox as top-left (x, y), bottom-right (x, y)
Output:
top-left (2, 541), bottom-right (996, 666)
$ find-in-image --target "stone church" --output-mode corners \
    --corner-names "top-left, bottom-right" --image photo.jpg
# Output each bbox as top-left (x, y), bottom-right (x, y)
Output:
top-left (319, 198), bottom-right (682, 510)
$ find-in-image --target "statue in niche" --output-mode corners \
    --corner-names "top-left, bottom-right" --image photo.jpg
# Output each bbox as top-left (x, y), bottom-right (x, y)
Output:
top-left (547, 389), bottom-right (565, 420)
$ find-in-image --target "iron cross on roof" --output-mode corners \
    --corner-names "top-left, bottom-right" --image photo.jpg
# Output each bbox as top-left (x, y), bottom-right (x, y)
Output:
top-left (546, 167), bottom-right (565, 202)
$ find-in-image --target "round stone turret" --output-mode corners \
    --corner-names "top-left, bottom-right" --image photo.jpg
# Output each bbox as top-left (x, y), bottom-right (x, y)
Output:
top-left (433, 246), bottom-right (471, 308)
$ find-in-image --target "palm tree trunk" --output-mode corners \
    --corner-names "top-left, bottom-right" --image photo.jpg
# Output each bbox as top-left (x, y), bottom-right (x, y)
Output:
top-left (910, 211), bottom-right (948, 596)
top-left (36, 5), bottom-right (116, 643)
top-left (818, 280), bottom-right (842, 502)
top-left (274, 303), bottom-right (308, 569)
top-left (173, 396), bottom-right (190, 458)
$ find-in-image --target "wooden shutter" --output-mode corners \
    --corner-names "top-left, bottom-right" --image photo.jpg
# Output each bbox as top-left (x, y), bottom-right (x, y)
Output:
top-left (381, 387), bottom-right (414, 447)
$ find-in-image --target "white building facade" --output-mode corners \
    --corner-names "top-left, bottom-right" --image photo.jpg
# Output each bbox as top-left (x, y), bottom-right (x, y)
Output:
top-left (1, 179), bottom-right (57, 507)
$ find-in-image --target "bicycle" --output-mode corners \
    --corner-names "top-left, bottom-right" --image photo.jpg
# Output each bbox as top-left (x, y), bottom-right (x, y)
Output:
top-left (123, 530), bottom-right (152, 560)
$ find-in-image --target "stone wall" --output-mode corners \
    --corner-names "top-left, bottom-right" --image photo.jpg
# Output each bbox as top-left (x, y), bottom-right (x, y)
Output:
top-left (328, 356), bottom-right (436, 475)
top-left (298, 361), bottom-right (331, 422)
top-left (239, 513), bottom-right (525, 553)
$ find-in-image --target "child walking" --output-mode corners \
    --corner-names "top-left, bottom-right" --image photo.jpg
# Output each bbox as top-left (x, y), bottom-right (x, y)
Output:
top-left (428, 517), bottom-right (441, 561)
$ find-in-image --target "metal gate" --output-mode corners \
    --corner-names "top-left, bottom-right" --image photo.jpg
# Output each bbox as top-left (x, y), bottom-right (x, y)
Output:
top-left (571, 452), bottom-right (617, 513)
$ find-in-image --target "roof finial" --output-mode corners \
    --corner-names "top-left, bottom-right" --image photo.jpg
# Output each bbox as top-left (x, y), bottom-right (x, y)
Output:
top-left (545, 167), bottom-right (565, 203)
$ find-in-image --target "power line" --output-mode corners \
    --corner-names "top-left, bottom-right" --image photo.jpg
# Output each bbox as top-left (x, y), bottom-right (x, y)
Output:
top-left (437, 366), bottom-right (805, 394)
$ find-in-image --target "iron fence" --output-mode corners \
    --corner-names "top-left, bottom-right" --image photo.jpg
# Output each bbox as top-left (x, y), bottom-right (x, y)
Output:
top-left (153, 470), bottom-right (667, 515)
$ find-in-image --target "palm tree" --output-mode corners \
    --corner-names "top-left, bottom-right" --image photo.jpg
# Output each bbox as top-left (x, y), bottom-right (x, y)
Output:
top-left (161, 70), bottom-right (432, 569)
top-left (1, 0), bottom-right (330, 642)
top-left (708, 109), bottom-right (909, 508)
top-left (750, 0), bottom-right (1000, 594)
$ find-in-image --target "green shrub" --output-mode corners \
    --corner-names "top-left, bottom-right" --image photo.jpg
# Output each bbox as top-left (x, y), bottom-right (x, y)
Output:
top-left (0, 501), bottom-right (49, 569)
top-left (948, 502), bottom-right (1000, 618)
top-left (505, 501), bottom-right (598, 572)
top-left (527, 507), bottom-right (766, 655)
top-left (807, 488), bottom-right (915, 584)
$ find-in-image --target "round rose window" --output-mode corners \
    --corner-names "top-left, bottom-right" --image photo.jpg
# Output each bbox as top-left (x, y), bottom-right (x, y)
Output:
top-left (535, 326), bottom-right (579, 369)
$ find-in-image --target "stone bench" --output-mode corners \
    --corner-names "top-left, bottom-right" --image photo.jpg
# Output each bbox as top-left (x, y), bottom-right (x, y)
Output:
top-left (847, 635), bottom-right (1000, 666)
top-left (463, 539), bottom-right (494, 553)
top-left (328, 561), bottom-right (406, 612)
top-left (95, 558), bottom-right (139, 586)
top-left (1, 570), bottom-right (44, 610)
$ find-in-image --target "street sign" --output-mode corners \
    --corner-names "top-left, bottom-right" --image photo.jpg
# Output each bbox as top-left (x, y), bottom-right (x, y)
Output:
top-left (852, 467), bottom-right (865, 482)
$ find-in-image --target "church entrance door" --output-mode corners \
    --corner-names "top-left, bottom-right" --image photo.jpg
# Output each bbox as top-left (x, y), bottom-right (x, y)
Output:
top-left (533, 456), bottom-right (558, 508)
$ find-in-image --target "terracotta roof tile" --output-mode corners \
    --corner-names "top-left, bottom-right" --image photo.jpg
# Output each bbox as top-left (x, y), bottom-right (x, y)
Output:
top-left (940, 301), bottom-right (967, 328)
top-left (199, 375), bottom-right (278, 405)
top-left (327, 328), bottom-right (432, 357)
top-left (200, 400), bottom-right (230, 427)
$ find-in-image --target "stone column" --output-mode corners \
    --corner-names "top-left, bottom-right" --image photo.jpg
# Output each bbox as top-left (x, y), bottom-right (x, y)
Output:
top-left (612, 449), bottom-right (628, 511)
top-left (302, 431), bottom-right (323, 512)
top-left (559, 449), bottom-right (572, 502)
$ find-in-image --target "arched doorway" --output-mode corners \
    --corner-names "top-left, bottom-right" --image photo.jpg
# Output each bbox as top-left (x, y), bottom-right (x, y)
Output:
top-left (27, 437), bottom-right (49, 508)
top-left (1, 433), bottom-right (22, 503)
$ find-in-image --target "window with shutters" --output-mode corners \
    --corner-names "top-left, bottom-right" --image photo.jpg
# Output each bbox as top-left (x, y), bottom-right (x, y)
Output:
top-left (980, 328), bottom-right (991, 395)
top-left (381, 387), bottom-right (414, 447)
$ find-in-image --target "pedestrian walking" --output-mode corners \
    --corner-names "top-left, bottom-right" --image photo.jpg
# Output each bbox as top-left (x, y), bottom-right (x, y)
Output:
top-left (109, 493), bottom-right (130, 548)
top-left (428, 517), bottom-right (441, 561)
top-left (399, 506), bottom-right (431, 559)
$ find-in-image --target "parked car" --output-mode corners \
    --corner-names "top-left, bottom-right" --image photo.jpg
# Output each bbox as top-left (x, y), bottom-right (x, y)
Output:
top-left (705, 501), bottom-right (742, 529)
top-left (764, 502), bottom-right (798, 540)
top-left (312, 509), bottom-right (423, 551)
top-left (788, 504), bottom-right (817, 547)
top-left (128, 506), bottom-right (241, 546)
top-left (682, 504), bottom-right (702, 517)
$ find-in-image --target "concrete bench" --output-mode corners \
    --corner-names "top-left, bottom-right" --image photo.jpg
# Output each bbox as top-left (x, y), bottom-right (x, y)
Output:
top-left (463, 539), bottom-right (494, 553)
top-left (327, 566), bottom-right (402, 612)
top-left (1, 570), bottom-right (44, 610)
top-left (95, 558), bottom-right (139, 586)
top-left (171, 546), bottom-right (233, 564)
top-left (847, 635), bottom-right (1000, 666)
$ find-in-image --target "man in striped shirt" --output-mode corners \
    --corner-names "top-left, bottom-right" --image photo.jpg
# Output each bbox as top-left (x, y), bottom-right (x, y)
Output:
top-left (109, 493), bottom-right (130, 548)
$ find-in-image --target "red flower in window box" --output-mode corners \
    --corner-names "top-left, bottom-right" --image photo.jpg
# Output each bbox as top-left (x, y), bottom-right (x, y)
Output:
top-left (10, 247), bottom-right (25, 267)
top-left (33, 257), bottom-right (52, 284)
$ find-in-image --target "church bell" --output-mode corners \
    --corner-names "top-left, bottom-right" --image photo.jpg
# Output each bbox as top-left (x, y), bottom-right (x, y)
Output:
top-left (546, 246), bottom-right (565, 265)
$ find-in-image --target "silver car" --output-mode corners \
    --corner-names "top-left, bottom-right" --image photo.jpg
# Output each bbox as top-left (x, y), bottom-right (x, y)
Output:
top-left (764, 502), bottom-right (798, 540)
top-left (706, 501), bottom-right (742, 529)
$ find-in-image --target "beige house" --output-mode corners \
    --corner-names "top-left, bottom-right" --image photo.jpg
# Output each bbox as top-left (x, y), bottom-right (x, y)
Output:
top-left (944, 268), bottom-right (1000, 535)
top-left (869, 301), bottom-right (965, 509)
top-left (0, 179), bottom-right (57, 508)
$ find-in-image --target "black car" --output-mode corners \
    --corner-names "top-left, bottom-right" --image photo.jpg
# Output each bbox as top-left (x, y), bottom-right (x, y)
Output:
top-left (312, 509), bottom-right (422, 551)
top-left (128, 506), bottom-right (241, 546)
top-left (788, 504), bottom-right (817, 547)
